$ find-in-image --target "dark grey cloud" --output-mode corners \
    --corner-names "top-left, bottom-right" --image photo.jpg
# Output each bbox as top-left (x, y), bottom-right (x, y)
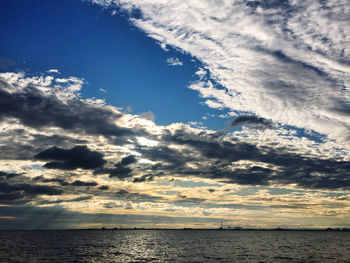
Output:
top-left (133, 174), bottom-right (154, 183)
top-left (94, 155), bottom-right (137, 179)
top-left (0, 128), bottom-right (89, 161)
top-left (32, 176), bottom-right (70, 186)
top-left (230, 115), bottom-right (274, 130)
top-left (94, 166), bottom-right (133, 179)
top-left (0, 80), bottom-right (132, 138)
top-left (0, 182), bottom-right (62, 196)
top-left (163, 130), bottom-right (261, 162)
top-left (0, 171), bottom-right (22, 179)
top-left (33, 176), bottom-right (98, 189)
top-left (98, 185), bottom-right (109, 190)
top-left (156, 129), bottom-right (350, 190)
top-left (0, 128), bottom-right (42, 160)
top-left (34, 145), bottom-right (106, 170)
top-left (246, 0), bottom-right (290, 10)
top-left (137, 145), bottom-right (190, 170)
top-left (71, 180), bottom-right (98, 187)
top-left (207, 164), bottom-right (273, 186)
top-left (0, 192), bottom-right (25, 202)
top-left (0, 182), bottom-right (62, 203)
top-left (116, 189), bottom-right (128, 196)
top-left (30, 126), bottom-right (350, 191)
top-left (118, 155), bottom-right (137, 166)
top-left (109, 166), bottom-right (133, 178)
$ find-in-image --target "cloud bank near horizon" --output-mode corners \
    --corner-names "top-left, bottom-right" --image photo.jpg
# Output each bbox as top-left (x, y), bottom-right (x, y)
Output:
top-left (0, 70), bottom-right (350, 228)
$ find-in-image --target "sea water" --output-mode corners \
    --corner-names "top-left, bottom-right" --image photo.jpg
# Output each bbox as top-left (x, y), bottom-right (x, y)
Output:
top-left (0, 230), bottom-right (349, 262)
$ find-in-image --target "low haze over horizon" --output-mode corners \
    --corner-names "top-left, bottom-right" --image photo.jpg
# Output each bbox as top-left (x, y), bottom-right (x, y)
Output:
top-left (1, 0), bottom-right (350, 230)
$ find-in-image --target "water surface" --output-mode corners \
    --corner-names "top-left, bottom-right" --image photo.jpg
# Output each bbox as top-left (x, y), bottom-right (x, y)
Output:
top-left (1, 230), bottom-right (349, 262)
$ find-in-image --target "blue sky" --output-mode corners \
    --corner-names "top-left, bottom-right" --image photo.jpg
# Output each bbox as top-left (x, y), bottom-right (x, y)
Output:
top-left (1, 0), bottom-right (350, 229)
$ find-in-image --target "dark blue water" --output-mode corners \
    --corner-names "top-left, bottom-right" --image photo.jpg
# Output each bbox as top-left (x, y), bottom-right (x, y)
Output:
top-left (0, 230), bottom-right (349, 262)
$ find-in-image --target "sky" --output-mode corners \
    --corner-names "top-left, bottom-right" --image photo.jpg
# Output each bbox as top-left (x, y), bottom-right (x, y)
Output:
top-left (0, 0), bottom-right (350, 230)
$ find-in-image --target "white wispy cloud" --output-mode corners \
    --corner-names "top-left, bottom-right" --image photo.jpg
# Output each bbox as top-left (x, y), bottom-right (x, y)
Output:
top-left (89, 0), bottom-right (350, 146)
top-left (166, 57), bottom-right (183, 66)
top-left (47, 69), bottom-right (60, 74)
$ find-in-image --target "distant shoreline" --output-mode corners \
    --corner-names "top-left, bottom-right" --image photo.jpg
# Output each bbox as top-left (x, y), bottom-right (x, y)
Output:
top-left (1, 228), bottom-right (349, 231)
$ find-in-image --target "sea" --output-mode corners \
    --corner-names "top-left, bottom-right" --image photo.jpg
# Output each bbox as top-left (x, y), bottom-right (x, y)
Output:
top-left (0, 230), bottom-right (349, 262)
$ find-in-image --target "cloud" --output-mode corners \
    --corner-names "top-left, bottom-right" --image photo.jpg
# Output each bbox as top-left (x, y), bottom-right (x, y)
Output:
top-left (108, 166), bottom-right (133, 178)
top-left (133, 174), bottom-right (154, 183)
top-left (0, 182), bottom-right (62, 202)
top-left (139, 111), bottom-right (155, 122)
top-left (230, 115), bottom-right (274, 130)
top-left (71, 180), bottom-right (98, 187)
top-left (156, 128), bottom-right (350, 190)
top-left (0, 131), bottom-right (88, 161)
top-left (93, 155), bottom-right (137, 179)
top-left (1, 68), bottom-right (350, 228)
top-left (90, 0), bottom-right (350, 143)
top-left (114, 189), bottom-right (164, 202)
top-left (33, 176), bottom-right (98, 188)
top-left (137, 144), bottom-right (190, 170)
top-left (2, 70), bottom-right (350, 195)
top-left (118, 155), bottom-right (137, 166)
top-left (0, 73), bottom-right (132, 138)
top-left (32, 176), bottom-right (70, 186)
top-left (36, 195), bottom-right (93, 205)
top-left (47, 69), bottom-right (60, 74)
top-left (166, 57), bottom-right (183, 66)
top-left (0, 171), bottom-right (22, 179)
top-left (34, 145), bottom-right (106, 170)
